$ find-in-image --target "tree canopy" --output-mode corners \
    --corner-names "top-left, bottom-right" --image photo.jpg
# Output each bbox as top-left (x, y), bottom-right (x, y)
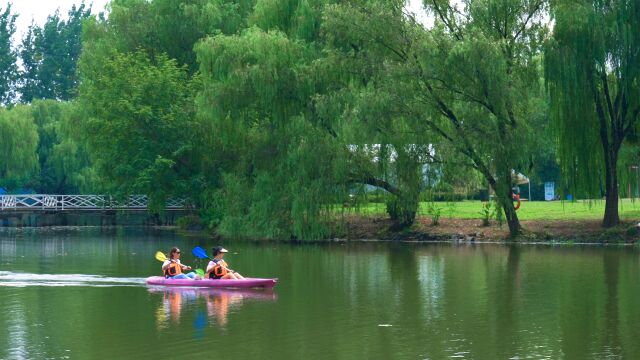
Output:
top-left (2, 0), bottom-right (639, 239)
top-left (0, 4), bottom-right (17, 105)
top-left (546, 0), bottom-right (640, 227)
top-left (19, 3), bottom-right (92, 102)
top-left (0, 105), bottom-right (39, 189)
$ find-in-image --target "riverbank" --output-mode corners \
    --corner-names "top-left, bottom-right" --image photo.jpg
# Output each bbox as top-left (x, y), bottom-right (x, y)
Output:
top-left (2, 208), bottom-right (636, 244)
top-left (334, 215), bottom-right (640, 244)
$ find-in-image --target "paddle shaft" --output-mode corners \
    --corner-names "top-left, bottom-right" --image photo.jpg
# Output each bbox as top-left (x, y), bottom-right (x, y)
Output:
top-left (193, 247), bottom-right (236, 273)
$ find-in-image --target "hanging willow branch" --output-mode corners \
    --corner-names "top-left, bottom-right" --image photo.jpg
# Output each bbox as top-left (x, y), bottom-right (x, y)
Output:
top-left (546, 0), bottom-right (640, 226)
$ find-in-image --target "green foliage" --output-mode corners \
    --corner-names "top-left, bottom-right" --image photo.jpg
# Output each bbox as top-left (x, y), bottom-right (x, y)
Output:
top-left (175, 214), bottom-right (204, 231)
top-left (496, 205), bottom-right (505, 228)
top-left (0, 105), bottom-right (39, 189)
top-left (0, 100), bottom-right (95, 193)
top-left (320, 0), bottom-right (547, 235)
top-left (19, 4), bottom-right (92, 102)
top-left (251, 0), bottom-right (321, 41)
top-left (427, 203), bottom-right (442, 226)
top-left (77, 50), bottom-right (200, 209)
top-left (31, 100), bottom-right (96, 193)
top-left (625, 225), bottom-right (638, 237)
top-left (196, 28), bottom-right (349, 239)
top-left (97, 0), bottom-right (252, 72)
top-left (386, 195), bottom-right (419, 229)
top-left (0, 0), bottom-right (634, 241)
top-left (546, 0), bottom-right (640, 226)
top-left (0, 4), bottom-right (17, 105)
top-left (480, 201), bottom-right (496, 226)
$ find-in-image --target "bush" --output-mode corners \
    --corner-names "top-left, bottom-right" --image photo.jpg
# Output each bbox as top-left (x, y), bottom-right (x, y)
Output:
top-left (176, 214), bottom-right (204, 231)
top-left (479, 201), bottom-right (495, 226)
top-left (386, 195), bottom-right (418, 230)
top-left (428, 203), bottom-right (442, 226)
top-left (420, 191), bottom-right (466, 202)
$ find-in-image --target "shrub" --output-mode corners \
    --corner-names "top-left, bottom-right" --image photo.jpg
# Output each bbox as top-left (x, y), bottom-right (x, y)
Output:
top-left (176, 214), bottom-right (204, 231)
top-left (428, 203), bottom-right (443, 226)
top-left (479, 201), bottom-right (495, 226)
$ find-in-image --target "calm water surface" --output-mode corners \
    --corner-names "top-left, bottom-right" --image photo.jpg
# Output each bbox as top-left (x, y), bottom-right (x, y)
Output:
top-left (1, 227), bottom-right (639, 359)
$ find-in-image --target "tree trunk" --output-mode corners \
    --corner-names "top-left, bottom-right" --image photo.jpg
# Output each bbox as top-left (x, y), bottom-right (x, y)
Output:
top-left (592, 72), bottom-right (622, 228)
top-left (497, 165), bottom-right (521, 237)
top-left (480, 167), bottom-right (522, 237)
top-left (602, 151), bottom-right (620, 227)
top-left (502, 186), bottom-right (521, 237)
top-left (487, 176), bottom-right (521, 237)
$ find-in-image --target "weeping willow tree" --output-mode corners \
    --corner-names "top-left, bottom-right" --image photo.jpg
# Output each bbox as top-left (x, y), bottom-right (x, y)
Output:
top-left (320, 0), bottom-right (547, 236)
top-left (195, 0), bottom-right (429, 238)
top-left (77, 50), bottom-right (201, 210)
top-left (0, 106), bottom-right (39, 189)
top-left (546, 0), bottom-right (640, 227)
top-left (196, 28), bottom-right (351, 239)
top-left (315, 7), bottom-right (437, 229)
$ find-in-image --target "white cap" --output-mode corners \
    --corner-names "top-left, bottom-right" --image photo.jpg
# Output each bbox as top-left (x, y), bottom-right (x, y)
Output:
top-left (220, 248), bottom-right (228, 253)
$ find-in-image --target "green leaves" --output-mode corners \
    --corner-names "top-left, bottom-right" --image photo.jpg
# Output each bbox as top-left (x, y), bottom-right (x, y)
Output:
top-left (0, 4), bottom-right (17, 105)
top-left (19, 4), bottom-right (92, 102)
top-left (0, 106), bottom-right (39, 189)
top-left (78, 50), bottom-right (199, 208)
top-left (101, 0), bottom-right (251, 72)
top-left (30, 100), bottom-right (94, 193)
top-left (196, 26), bottom-right (346, 239)
top-left (546, 0), bottom-right (640, 226)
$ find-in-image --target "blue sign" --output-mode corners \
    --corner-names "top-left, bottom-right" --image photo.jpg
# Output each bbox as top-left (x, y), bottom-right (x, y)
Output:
top-left (544, 182), bottom-right (555, 201)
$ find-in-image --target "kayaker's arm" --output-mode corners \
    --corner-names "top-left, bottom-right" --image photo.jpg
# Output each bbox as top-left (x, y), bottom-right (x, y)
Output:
top-left (206, 260), bottom-right (235, 274)
top-left (219, 263), bottom-right (236, 273)
top-left (162, 260), bottom-right (190, 271)
top-left (161, 261), bottom-right (170, 271)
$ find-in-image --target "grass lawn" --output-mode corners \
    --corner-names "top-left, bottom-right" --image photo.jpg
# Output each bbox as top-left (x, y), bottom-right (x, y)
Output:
top-left (347, 199), bottom-right (640, 221)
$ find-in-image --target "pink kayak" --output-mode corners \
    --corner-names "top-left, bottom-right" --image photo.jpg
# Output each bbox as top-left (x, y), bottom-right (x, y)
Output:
top-left (145, 276), bottom-right (277, 289)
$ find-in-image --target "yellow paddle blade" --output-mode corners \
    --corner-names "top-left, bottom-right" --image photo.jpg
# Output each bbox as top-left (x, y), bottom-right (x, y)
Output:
top-left (155, 251), bottom-right (167, 262)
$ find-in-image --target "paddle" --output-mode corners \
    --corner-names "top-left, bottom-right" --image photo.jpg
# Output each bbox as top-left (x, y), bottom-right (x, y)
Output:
top-left (191, 246), bottom-right (211, 260)
top-left (155, 251), bottom-right (168, 262)
top-left (192, 246), bottom-right (236, 273)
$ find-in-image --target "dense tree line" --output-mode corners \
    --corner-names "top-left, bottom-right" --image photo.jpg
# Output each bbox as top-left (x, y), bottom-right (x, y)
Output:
top-left (0, 3), bottom-right (93, 193)
top-left (0, 3), bottom-right (90, 104)
top-left (0, 0), bottom-right (638, 238)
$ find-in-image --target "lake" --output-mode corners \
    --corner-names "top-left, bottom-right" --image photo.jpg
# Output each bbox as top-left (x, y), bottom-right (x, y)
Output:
top-left (1, 227), bottom-right (639, 359)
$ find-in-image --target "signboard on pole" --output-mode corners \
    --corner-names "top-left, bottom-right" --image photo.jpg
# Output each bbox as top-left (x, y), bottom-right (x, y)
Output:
top-left (544, 182), bottom-right (555, 201)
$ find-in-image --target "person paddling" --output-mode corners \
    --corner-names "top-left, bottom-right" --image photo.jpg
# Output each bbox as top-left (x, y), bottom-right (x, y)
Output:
top-left (206, 246), bottom-right (246, 280)
top-left (162, 247), bottom-right (200, 280)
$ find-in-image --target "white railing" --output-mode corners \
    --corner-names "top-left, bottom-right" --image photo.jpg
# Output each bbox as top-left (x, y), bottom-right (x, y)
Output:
top-left (0, 195), bottom-right (187, 211)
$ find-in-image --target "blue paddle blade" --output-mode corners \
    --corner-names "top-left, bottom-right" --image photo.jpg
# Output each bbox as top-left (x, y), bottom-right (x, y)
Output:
top-left (192, 246), bottom-right (209, 259)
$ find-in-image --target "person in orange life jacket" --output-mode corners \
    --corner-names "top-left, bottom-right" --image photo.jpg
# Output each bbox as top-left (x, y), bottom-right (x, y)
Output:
top-left (206, 246), bottom-right (246, 280)
top-left (162, 247), bottom-right (201, 280)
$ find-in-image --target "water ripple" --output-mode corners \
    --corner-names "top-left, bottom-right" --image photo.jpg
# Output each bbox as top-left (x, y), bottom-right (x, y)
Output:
top-left (0, 271), bottom-right (146, 287)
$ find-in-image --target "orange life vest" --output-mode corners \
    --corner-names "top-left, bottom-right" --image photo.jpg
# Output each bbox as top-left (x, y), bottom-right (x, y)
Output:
top-left (208, 260), bottom-right (229, 279)
top-left (164, 261), bottom-right (183, 277)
